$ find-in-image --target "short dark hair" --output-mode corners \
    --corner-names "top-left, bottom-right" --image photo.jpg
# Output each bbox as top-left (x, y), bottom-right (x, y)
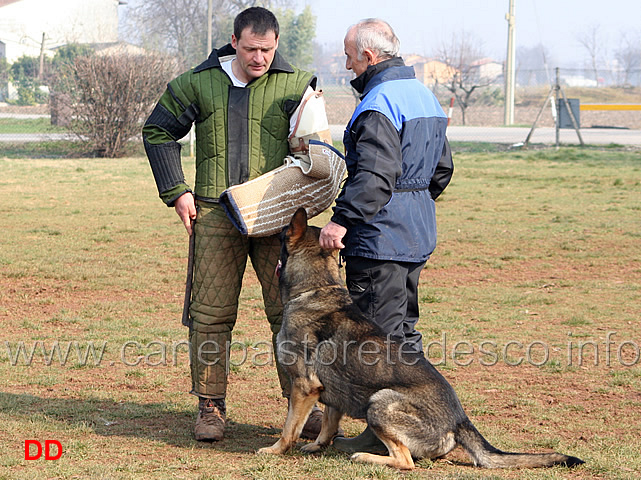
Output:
top-left (234, 7), bottom-right (279, 40)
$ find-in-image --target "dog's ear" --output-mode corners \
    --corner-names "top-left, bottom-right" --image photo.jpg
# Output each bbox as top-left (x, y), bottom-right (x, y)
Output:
top-left (287, 208), bottom-right (308, 245)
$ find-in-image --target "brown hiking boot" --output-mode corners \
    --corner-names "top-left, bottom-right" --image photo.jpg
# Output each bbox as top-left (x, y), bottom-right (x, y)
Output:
top-left (195, 397), bottom-right (226, 441)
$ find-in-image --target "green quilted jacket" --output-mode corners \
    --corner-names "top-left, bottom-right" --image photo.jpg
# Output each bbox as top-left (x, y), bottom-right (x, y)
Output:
top-left (143, 44), bottom-right (315, 205)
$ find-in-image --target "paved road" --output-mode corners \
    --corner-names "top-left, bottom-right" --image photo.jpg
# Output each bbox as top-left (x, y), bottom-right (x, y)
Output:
top-left (0, 133), bottom-right (78, 142)
top-left (445, 126), bottom-right (641, 146)
top-left (2, 123), bottom-right (640, 146)
top-left (0, 113), bottom-right (49, 119)
top-left (330, 124), bottom-right (641, 146)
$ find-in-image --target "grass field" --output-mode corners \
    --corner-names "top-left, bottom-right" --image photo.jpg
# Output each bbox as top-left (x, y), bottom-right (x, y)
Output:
top-left (1, 146), bottom-right (640, 479)
top-left (0, 117), bottom-right (67, 134)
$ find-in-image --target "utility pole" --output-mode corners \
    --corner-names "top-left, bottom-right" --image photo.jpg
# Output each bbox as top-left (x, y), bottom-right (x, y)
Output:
top-left (207, 0), bottom-right (213, 53)
top-left (554, 67), bottom-right (560, 147)
top-left (504, 0), bottom-right (516, 125)
top-left (195, 0), bottom-right (214, 158)
top-left (38, 32), bottom-right (46, 80)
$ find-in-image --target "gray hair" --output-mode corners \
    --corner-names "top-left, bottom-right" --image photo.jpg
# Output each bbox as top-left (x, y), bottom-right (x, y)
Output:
top-left (351, 18), bottom-right (400, 61)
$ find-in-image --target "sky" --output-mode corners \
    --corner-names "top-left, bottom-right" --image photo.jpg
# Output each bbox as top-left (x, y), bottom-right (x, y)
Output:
top-left (293, 0), bottom-right (641, 66)
top-left (117, 1), bottom-right (641, 67)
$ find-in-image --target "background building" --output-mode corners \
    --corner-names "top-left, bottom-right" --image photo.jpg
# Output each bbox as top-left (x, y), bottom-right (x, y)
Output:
top-left (0, 0), bottom-right (122, 63)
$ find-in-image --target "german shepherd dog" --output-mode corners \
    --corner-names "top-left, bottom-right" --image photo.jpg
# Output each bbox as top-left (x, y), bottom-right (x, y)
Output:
top-left (258, 208), bottom-right (584, 470)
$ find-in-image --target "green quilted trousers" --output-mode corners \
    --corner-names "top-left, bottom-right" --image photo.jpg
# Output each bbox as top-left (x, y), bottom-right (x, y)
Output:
top-left (189, 203), bottom-right (290, 399)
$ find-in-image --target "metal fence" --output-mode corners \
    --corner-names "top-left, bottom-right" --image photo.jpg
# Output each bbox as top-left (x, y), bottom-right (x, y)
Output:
top-left (512, 67), bottom-right (641, 89)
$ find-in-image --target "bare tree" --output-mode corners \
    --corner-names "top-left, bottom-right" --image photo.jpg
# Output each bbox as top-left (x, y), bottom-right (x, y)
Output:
top-left (614, 31), bottom-right (641, 86)
top-left (434, 31), bottom-right (489, 125)
top-left (124, 0), bottom-right (287, 69)
top-left (57, 51), bottom-right (179, 157)
top-left (576, 24), bottom-right (605, 87)
top-left (516, 44), bottom-right (554, 87)
top-left (0, 58), bottom-right (9, 101)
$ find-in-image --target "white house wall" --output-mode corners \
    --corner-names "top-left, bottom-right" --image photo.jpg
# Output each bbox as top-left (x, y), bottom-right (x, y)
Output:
top-left (0, 0), bottom-right (119, 62)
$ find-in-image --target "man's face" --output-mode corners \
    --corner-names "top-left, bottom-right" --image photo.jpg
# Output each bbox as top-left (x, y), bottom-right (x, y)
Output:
top-left (231, 27), bottom-right (279, 83)
top-left (344, 28), bottom-right (369, 77)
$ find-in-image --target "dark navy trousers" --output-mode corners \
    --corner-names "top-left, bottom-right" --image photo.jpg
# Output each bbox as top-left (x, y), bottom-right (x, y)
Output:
top-left (345, 256), bottom-right (426, 354)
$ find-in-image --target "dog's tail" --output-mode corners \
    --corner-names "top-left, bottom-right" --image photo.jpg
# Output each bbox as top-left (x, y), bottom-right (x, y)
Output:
top-left (455, 419), bottom-right (584, 469)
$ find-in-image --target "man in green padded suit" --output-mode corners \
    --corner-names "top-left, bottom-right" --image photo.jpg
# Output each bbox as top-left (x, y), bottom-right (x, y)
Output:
top-left (143, 6), bottom-right (325, 442)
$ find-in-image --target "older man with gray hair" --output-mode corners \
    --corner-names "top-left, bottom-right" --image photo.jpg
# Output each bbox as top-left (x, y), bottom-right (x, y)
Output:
top-left (320, 18), bottom-right (453, 453)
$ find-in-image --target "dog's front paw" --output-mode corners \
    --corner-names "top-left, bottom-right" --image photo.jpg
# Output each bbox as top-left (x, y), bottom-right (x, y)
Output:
top-left (257, 444), bottom-right (282, 455)
top-left (256, 447), bottom-right (277, 455)
top-left (300, 442), bottom-right (323, 453)
top-left (351, 452), bottom-right (374, 463)
top-left (257, 438), bottom-right (292, 455)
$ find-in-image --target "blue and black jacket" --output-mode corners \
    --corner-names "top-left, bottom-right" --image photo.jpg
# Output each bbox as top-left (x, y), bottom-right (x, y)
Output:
top-left (331, 57), bottom-right (453, 262)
